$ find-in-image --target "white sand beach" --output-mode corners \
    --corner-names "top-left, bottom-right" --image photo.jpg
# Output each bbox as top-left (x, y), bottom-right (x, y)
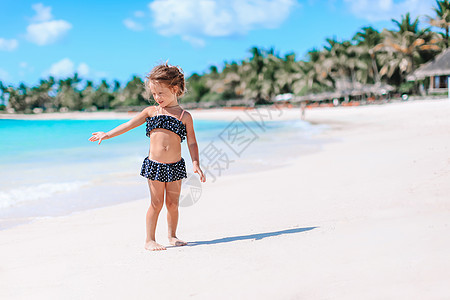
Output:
top-left (1, 99), bottom-right (449, 299)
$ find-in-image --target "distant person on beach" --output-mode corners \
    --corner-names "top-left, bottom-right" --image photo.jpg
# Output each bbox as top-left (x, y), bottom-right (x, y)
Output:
top-left (300, 101), bottom-right (306, 120)
top-left (89, 63), bottom-right (206, 251)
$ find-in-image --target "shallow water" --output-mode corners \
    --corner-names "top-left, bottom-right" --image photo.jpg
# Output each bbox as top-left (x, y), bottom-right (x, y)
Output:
top-left (0, 115), bottom-right (325, 229)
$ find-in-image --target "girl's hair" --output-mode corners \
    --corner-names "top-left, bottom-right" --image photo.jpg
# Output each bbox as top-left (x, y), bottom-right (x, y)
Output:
top-left (144, 62), bottom-right (186, 99)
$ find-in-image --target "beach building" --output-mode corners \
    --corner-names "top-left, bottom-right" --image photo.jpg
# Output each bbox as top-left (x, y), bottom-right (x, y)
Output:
top-left (408, 48), bottom-right (450, 94)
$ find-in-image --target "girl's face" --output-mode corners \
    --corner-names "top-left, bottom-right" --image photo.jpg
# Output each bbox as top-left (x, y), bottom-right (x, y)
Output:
top-left (149, 81), bottom-right (177, 107)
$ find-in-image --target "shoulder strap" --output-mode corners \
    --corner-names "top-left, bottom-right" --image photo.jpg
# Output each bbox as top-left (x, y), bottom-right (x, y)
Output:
top-left (179, 110), bottom-right (185, 121)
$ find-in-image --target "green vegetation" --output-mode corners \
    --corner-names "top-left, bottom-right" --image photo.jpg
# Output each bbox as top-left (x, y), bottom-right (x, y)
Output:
top-left (1, 1), bottom-right (449, 113)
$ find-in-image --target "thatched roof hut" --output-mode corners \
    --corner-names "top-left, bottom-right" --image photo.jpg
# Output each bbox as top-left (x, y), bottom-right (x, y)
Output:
top-left (408, 48), bottom-right (450, 93)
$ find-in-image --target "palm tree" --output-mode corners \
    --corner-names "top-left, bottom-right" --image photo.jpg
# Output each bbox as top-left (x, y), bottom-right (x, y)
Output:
top-left (55, 73), bottom-right (82, 110)
top-left (323, 39), bottom-right (369, 90)
top-left (5, 84), bottom-right (28, 112)
top-left (120, 76), bottom-right (146, 106)
top-left (183, 73), bottom-right (210, 103)
top-left (220, 61), bottom-right (243, 99)
top-left (259, 51), bottom-right (283, 100)
top-left (201, 65), bottom-right (226, 102)
top-left (374, 13), bottom-right (441, 85)
top-left (353, 26), bottom-right (382, 83)
top-left (112, 80), bottom-right (121, 98)
top-left (81, 80), bottom-right (96, 109)
top-left (107, 80), bottom-right (122, 108)
top-left (273, 52), bottom-right (302, 95)
top-left (93, 80), bottom-right (113, 110)
top-left (239, 46), bottom-right (285, 103)
top-left (296, 48), bottom-right (334, 94)
top-left (240, 47), bottom-right (267, 103)
top-left (428, 0), bottom-right (450, 47)
top-left (0, 81), bottom-right (7, 108)
top-left (28, 77), bottom-right (55, 110)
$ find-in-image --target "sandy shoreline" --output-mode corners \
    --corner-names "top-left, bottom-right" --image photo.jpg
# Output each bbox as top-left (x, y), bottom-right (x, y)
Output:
top-left (1, 99), bottom-right (449, 299)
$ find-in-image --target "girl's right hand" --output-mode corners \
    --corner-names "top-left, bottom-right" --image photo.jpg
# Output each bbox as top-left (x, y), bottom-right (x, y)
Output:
top-left (89, 132), bottom-right (110, 145)
top-left (193, 163), bottom-right (206, 183)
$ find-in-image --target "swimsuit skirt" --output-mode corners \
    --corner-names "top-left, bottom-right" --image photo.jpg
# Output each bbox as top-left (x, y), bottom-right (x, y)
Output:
top-left (140, 157), bottom-right (187, 182)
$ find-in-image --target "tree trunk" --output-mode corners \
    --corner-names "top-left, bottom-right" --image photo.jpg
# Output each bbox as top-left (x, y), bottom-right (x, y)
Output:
top-left (446, 26), bottom-right (449, 48)
top-left (371, 53), bottom-right (381, 83)
top-left (350, 68), bottom-right (356, 89)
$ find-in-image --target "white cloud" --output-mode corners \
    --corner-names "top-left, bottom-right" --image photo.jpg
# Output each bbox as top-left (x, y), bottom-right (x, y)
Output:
top-left (343, 0), bottom-right (434, 22)
top-left (148, 0), bottom-right (297, 46)
top-left (182, 35), bottom-right (206, 47)
top-left (18, 61), bottom-right (35, 77)
top-left (26, 20), bottom-right (72, 46)
top-left (31, 3), bottom-right (53, 22)
top-left (43, 59), bottom-right (106, 80)
top-left (77, 63), bottom-right (90, 77)
top-left (124, 10), bottom-right (147, 31)
top-left (123, 18), bottom-right (144, 31)
top-left (134, 10), bottom-right (146, 18)
top-left (47, 58), bottom-right (75, 78)
top-left (26, 3), bottom-right (72, 46)
top-left (0, 68), bottom-right (11, 82)
top-left (0, 38), bottom-right (18, 51)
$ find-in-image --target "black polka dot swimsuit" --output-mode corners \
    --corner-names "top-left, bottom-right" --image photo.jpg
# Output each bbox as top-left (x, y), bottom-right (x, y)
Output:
top-left (140, 106), bottom-right (188, 182)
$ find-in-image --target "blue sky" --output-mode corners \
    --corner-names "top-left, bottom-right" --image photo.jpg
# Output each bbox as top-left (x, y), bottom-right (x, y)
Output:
top-left (0, 0), bottom-right (437, 87)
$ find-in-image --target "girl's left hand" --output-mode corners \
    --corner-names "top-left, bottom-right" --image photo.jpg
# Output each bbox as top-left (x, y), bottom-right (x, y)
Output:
top-left (89, 131), bottom-right (109, 145)
top-left (193, 164), bottom-right (206, 183)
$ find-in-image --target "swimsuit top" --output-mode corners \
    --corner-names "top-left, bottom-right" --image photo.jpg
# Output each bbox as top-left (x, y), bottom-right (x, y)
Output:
top-left (145, 106), bottom-right (187, 143)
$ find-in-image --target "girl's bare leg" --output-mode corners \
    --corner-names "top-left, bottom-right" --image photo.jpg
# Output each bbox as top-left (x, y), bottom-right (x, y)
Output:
top-left (145, 180), bottom-right (166, 251)
top-left (165, 180), bottom-right (187, 246)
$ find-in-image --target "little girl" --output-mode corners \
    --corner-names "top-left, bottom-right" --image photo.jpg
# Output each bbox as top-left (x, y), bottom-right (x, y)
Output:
top-left (89, 63), bottom-right (206, 251)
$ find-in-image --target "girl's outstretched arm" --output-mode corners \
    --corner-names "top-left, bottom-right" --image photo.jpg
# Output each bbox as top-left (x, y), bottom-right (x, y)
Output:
top-left (88, 107), bottom-right (153, 145)
top-left (184, 111), bottom-right (206, 183)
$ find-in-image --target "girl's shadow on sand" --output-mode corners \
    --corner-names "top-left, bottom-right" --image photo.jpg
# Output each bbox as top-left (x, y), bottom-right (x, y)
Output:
top-left (179, 227), bottom-right (317, 247)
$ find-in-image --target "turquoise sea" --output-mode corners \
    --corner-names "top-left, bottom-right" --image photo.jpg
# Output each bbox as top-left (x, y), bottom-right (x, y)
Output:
top-left (0, 115), bottom-right (324, 229)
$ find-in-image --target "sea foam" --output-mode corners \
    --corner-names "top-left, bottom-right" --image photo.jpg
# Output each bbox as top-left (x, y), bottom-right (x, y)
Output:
top-left (0, 181), bottom-right (88, 209)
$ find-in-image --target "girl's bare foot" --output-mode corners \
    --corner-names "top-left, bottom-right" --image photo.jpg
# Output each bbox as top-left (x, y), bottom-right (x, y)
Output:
top-left (168, 236), bottom-right (187, 246)
top-left (145, 240), bottom-right (166, 251)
